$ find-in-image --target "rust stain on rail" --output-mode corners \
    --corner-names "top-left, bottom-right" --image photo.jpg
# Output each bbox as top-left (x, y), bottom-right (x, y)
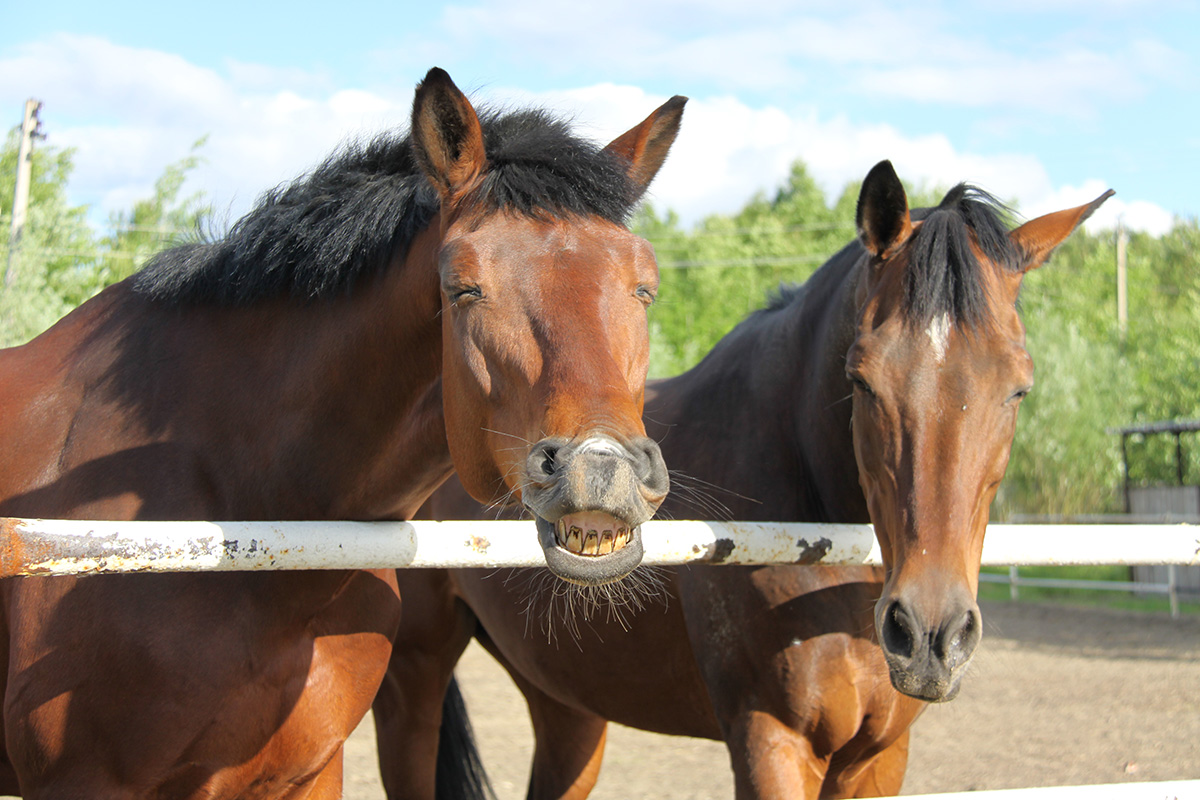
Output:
top-left (0, 520), bottom-right (232, 577)
top-left (0, 519), bottom-right (82, 577)
top-left (0, 518), bottom-right (37, 577)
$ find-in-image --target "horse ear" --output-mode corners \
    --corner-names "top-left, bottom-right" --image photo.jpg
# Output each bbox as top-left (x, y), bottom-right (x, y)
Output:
top-left (411, 67), bottom-right (488, 204)
top-left (856, 160), bottom-right (913, 257)
top-left (1010, 189), bottom-right (1115, 272)
top-left (603, 95), bottom-right (687, 199)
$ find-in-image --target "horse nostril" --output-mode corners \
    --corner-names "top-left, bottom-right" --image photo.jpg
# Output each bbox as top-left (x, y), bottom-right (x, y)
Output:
top-left (939, 608), bottom-right (982, 667)
top-left (882, 600), bottom-right (916, 660)
top-left (629, 438), bottom-right (669, 494)
top-left (539, 445), bottom-right (559, 477)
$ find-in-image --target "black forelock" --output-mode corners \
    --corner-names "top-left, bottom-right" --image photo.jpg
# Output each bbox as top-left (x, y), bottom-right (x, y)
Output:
top-left (476, 108), bottom-right (637, 224)
top-left (133, 106), bottom-right (639, 306)
top-left (902, 184), bottom-right (1020, 328)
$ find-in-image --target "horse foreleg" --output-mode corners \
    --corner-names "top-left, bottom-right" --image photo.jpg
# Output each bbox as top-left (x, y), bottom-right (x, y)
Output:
top-left (298, 747), bottom-right (344, 800)
top-left (372, 660), bottom-right (445, 799)
top-left (469, 624), bottom-right (608, 800)
top-left (821, 730), bottom-right (910, 799)
top-left (725, 710), bottom-right (828, 800)
top-left (374, 570), bottom-right (477, 800)
top-left (522, 684), bottom-right (608, 800)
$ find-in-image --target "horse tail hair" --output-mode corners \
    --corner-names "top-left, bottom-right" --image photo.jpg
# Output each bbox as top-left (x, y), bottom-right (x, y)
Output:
top-left (436, 674), bottom-right (498, 800)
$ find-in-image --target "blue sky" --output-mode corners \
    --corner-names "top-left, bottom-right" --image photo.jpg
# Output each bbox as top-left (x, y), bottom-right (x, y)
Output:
top-left (2, 0), bottom-right (1196, 233)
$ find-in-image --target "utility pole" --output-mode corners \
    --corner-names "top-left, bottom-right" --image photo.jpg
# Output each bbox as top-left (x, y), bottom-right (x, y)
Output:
top-left (1116, 217), bottom-right (1128, 340)
top-left (4, 99), bottom-right (45, 288)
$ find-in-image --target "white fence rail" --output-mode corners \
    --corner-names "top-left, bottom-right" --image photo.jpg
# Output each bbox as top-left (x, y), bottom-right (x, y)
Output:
top-left (897, 780), bottom-right (1200, 799)
top-left (2, 518), bottom-right (1198, 578)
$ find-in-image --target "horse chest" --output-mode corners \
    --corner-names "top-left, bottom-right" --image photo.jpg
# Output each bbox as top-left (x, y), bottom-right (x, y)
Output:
top-left (3, 570), bottom-right (399, 798)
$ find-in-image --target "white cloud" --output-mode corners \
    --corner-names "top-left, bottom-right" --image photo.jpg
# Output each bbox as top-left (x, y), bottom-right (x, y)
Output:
top-left (1023, 180), bottom-right (1176, 236)
top-left (856, 41), bottom-right (1181, 117)
top-left (0, 35), bottom-right (1175, 236)
top-left (1, 35), bottom-right (409, 226)
top-left (518, 86), bottom-right (1117, 234)
top-left (396, 0), bottom-right (1189, 120)
top-left (1, 34), bottom-right (234, 124)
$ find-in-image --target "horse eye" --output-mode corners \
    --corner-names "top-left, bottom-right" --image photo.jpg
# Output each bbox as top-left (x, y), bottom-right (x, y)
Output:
top-left (635, 285), bottom-right (657, 305)
top-left (447, 285), bottom-right (483, 306)
top-left (1008, 386), bottom-right (1032, 403)
top-left (846, 372), bottom-right (874, 397)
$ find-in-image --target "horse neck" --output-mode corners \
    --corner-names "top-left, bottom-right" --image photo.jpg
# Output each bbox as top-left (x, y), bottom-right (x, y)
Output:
top-left (649, 244), bottom-right (869, 523)
top-left (287, 232), bottom-right (451, 519)
top-left (80, 228), bottom-right (450, 521)
top-left (791, 247), bottom-right (874, 522)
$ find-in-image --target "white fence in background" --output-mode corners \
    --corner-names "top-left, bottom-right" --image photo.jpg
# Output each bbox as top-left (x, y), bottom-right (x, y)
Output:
top-left (980, 563), bottom-right (1194, 618)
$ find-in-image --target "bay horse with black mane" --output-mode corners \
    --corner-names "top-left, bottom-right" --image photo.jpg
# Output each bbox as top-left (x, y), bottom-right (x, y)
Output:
top-left (377, 161), bottom-right (1112, 798)
top-left (0, 68), bottom-right (684, 797)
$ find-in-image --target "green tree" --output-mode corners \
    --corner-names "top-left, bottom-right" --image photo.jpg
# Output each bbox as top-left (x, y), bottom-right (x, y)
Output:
top-left (0, 128), bottom-right (97, 346)
top-left (96, 137), bottom-right (211, 286)
top-left (639, 161), bottom-right (943, 377)
top-left (1, 134), bottom-right (211, 347)
top-left (1001, 217), bottom-right (1200, 515)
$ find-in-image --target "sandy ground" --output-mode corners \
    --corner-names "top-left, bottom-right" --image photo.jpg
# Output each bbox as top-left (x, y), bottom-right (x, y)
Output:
top-left (343, 600), bottom-right (1200, 798)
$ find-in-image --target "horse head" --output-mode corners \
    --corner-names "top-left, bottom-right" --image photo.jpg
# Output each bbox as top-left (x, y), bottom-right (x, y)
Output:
top-left (847, 160), bottom-right (1111, 700)
top-left (411, 69), bottom-right (683, 585)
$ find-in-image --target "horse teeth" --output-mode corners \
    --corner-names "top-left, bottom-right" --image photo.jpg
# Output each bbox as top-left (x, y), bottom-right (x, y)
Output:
top-left (558, 517), bottom-right (635, 556)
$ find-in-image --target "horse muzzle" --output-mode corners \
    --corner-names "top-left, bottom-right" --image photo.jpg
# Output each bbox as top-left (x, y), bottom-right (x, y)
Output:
top-left (524, 434), bottom-right (668, 586)
top-left (875, 591), bottom-right (982, 703)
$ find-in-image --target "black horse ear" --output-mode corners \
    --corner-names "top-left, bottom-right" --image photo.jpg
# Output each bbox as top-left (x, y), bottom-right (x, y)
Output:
top-left (603, 95), bottom-right (687, 199)
top-left (856, 160), bottom-right (912, 257)
top-left (411, 67), bottom-right (488, 204)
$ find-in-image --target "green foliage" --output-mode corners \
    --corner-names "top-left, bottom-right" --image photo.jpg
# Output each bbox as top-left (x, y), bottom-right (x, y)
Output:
top-left (0, 129), bottom-right (97, 344)
top-left (639, 163), bottom-right (851, 377)
top-left (96, 137), bottom-right (211, 286)
top-left (996, 311), bottom-right (1130, 516)
top-left (999, 218), bottom-right (1200, 515)
top-left (0, 132), bottom-right (210, 347)
top-left (639, 163), bottom-right (946, 377)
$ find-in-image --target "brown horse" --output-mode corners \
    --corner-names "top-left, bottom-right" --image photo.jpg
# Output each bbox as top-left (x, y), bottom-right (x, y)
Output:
top-left (377, 160), bottom-right (1112, 798)
top-left (0, 68), bottom-right (684, 797)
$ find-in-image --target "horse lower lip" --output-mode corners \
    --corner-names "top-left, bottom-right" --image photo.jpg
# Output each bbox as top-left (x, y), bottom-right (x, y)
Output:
top-left (554, 513), bottom-right (633, 556)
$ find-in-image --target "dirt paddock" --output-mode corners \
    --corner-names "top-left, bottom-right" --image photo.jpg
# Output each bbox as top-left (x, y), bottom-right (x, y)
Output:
top-left (344, 599), bottom-right (1200, 798)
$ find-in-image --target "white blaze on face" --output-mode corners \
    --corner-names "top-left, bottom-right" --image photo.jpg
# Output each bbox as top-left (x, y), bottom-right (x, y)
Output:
top-left (927, 313), bottom-right (951, 363)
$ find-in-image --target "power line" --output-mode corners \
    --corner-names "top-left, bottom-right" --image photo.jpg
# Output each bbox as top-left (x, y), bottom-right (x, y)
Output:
top-left (641, 221), bottom-right (857, 241)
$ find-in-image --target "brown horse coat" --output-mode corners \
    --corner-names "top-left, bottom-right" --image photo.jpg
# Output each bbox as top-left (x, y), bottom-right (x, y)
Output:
top-left (0, 69), bottom-right (684, 798)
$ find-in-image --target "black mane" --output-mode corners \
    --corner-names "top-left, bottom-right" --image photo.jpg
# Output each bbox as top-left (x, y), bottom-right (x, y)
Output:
top-left (902, 184), bottom-right (1019, 328)
top-left (761, 185), bottom-right (1019, 327)
top-left (133, 108), bottom-right (638, 306)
